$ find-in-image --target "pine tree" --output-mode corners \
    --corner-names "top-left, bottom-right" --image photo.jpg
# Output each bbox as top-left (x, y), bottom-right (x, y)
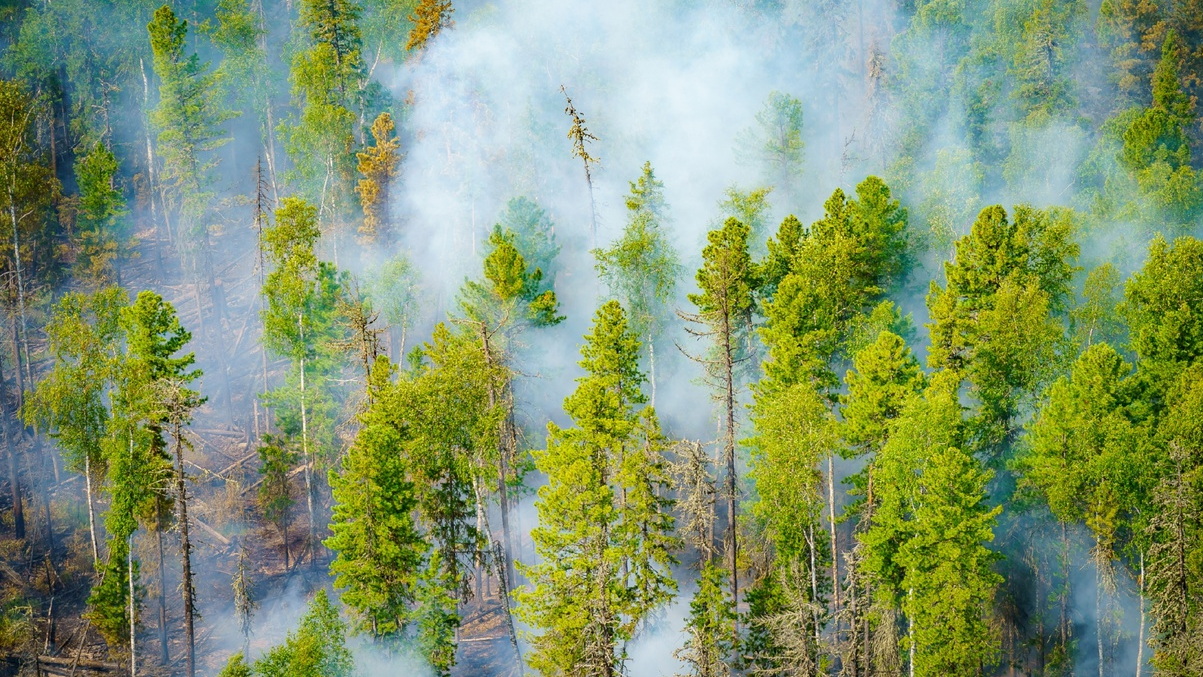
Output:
top-left (674, 561), bottom-right (737, 677)
top-left (363, 253), bottom-right (420, 362)
top-left (863, 373), bottom-right (1002, 675)
top-left (457, 223), bottom-right (563, 598)
top-left (497, 196), bottom-right (561, 283)
top-left (326, 356), bottom-right (424, 639)
top-left (121, 290), bottom-right (204, 671)
top-left (285, 0), bottom-right (367, 257)
top-left (73, 141), bottom-right (128, 288)
top-left (147, 5), bottom-right (232, 330)
top-left (261, 197), bottom-right (345, 564)
top-left (1146, 366), bottom-right (1203, 674)
top-left (257, 435), bottom-right (297, 569)
top-left (736, 91), bottom-right (805, 203)
top-left (254, 589), bottom-right (354, 676)
top-left (682, 217), bottom-right (755, 610)
top-left (926, 204), bottom-right (1077, 450)
top-left (518, 301), bottom-right (677, 677)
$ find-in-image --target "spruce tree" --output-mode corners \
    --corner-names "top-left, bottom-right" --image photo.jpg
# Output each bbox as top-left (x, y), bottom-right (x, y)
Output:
top-left (863, 373), bottom-right (1002, 675)
top-left (682, 216), bottom-right (755, 610)
top-left (325, 356), bottom-right (423, 639)
top-left (518, 301), bottom-right (676, 677)
top-left (73, 142), bottom-right (128, 288)
top-left (675, 562), bottom-right (737, 677)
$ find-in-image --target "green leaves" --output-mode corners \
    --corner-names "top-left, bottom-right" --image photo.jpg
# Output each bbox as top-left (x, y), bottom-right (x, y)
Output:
top-left (596, 163), bottom-right (681, 350)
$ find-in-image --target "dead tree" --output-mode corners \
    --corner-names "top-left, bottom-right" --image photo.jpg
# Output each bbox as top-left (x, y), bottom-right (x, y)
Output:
top-left (561, 86), bottom-right (600, 248)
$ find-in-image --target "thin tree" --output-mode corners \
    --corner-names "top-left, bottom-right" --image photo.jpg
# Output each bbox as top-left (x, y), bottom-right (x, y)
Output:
top-left (561, 85), bottom-right (601, 247)
top-left (159, 376), bottom-right (204, 677)
top-left (679, 217), bottom-right (755, 613)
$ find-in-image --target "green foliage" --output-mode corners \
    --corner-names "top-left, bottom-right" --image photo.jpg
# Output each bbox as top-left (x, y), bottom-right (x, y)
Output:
top-left (148, 4), bottom-right (232, 216)
top-left (596, 162), bottom-right (681, 358)
top-left (747, 378), bottom-right (829, 564)
top-left (284, 0), bottom-right (367, 223)
top-left (1124, 236), bottom-right (1203, 388)
top-left (927, 204), bottom-right (1078, 445)
top-left (718, 187), bottom-right (773, 251)
top-left (217, 652), bottom-right (252, 677)
top-left (1071, 263), bottom-right (1125, 350)
top-left (73, 142), bottom-right (128, 287)
top-left (1008, 0), bottom-right (1086, 118)
top-left (760, 178), bottom-right (911, 397)
top-left (1018, 343), bottom-right (1150, 560)
top-left (499, 195), bottom-right (561, 282)
top-left (518, 301), bottom-right (677, 676)
top-left (460, 225), bottom-right (564, 328)
top-left (257, 435), bottom-right (297, 560)
top-left (0, 78), bottom-right (59, 279)
top-left (86, 535), bottom-right (142, 648)
top-left (206, 0), bottom-right (270, 122)
top-left (363, 253), bottom-right (420, 343)
top-left (414, 550), bottom-right (460, 676)
top-left (689, 217), bottom-right (756, 368)
top-left (24, 288), bottom-right (127, 476)
top-left (326, 356), bottom-right (424, 638)
top-left (254, 590), bottom-right (354, 677)
top-left (674, 561), bottom-right (737, 677)
top-left (862, 374), bottom-right (1002, 675)
top-left (842, 330), bottom-right (927, 457)
top-left (736, 91), bottom-right (805, 199)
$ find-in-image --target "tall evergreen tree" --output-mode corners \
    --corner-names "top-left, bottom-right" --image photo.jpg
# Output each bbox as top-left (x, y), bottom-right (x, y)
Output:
top-left (147, 5), bottom-right (232, 329)
top-left (518, 301), bottom-right (677, 677)
top-left (325, 356), bottom-right (423, 639)
top-left (682, 216), bottom-right (755, 611)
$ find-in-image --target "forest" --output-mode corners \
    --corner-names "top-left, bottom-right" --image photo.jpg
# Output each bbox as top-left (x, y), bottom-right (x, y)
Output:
top-left (0, 0), bottom-right (1202, 675)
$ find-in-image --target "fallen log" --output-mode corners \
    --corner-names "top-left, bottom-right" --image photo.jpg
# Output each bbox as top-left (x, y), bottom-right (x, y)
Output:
top-left (35, 655), bottom-right (122, 676)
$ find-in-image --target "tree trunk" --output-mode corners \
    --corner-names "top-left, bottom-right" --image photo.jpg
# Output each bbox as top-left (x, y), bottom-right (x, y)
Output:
top-left (480, 326), bottom-right (517, 587)
top-left (908, 587), bottom-right (915, 677)
top-left (0, 382), bottom-right (23, 540)
top-left (173, 423), bottom-right (196, 677)
top-left (808, 523), bottom-right (820, 646)
top-left (648, 338), bottom-right (656, 408)
top-left (1096, 561), bottom-right (1104, 677)
top-left (8, 193), bottom-right (33, 406)
top-left (828, 454), bottom-right (840, 614)
top-left (723, 316), bottom-right (738, 617)
top-left (85, 454), bottom-right (100, 566)
top-left (282, 511), bottom-right (291, 570)
top-left (155, 523), bottom-right (167, 665)
top-left (298, 317), bottom-right (317, 567)
top-left (129, 533), bottom-right (137, 677)
top-left (140, 58), bottom-right (171, 255)
top-left (1136, 550), bottom-right (1144, 677)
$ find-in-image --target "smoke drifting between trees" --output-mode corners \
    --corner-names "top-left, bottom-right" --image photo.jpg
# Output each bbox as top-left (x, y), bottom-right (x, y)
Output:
top-left (2, 0), bottom-right (1203, 676)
